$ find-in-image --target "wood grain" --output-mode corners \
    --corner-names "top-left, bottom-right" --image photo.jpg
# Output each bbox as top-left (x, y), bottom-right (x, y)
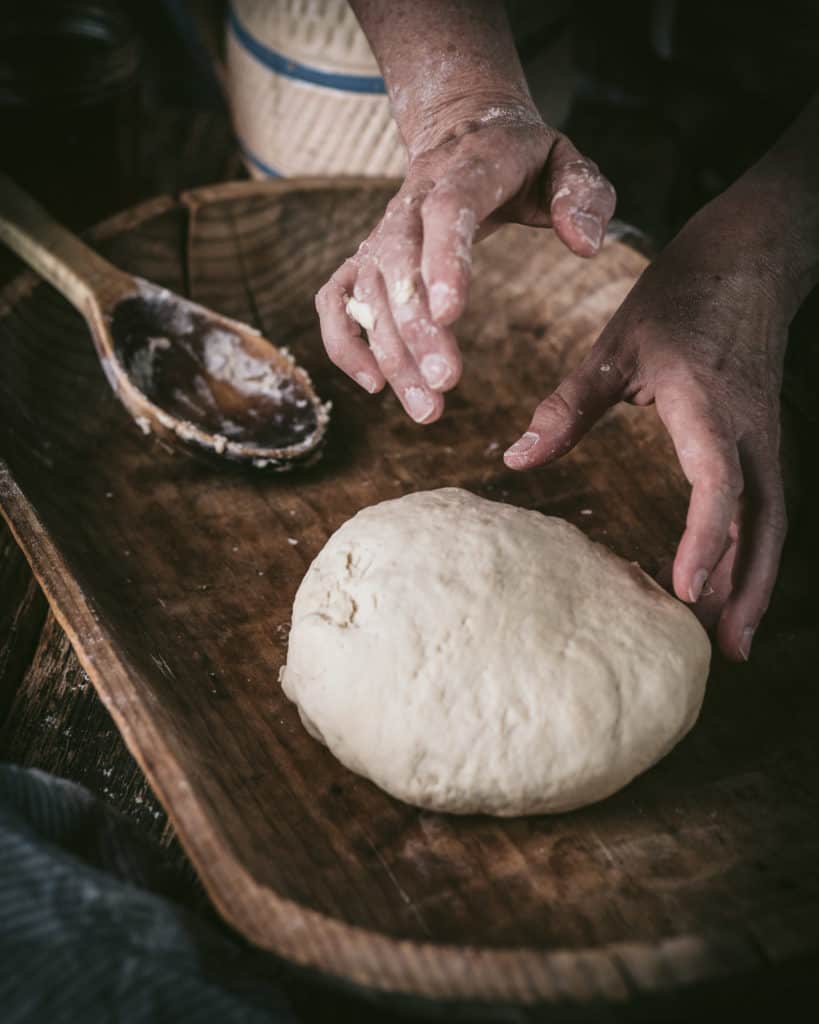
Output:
top-left (0, 524), bottom-right (46, 721)
top-left (1, 613), bottom-right (170, 839)
top-left (1, 180), bottom-right (818, 1009)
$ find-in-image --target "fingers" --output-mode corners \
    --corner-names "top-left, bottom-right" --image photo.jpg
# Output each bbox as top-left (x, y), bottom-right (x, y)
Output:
top-left (315, 259), bottom-right (385, 394)
top-left (657, 387), bottom-right (743, 608)
top-left (317, 185), bottom-right (463, 413)
top-left (503, 343), bottom-right (628, 469)
top-left (378, 193), bottom-right (462, 391)
top-left (658, 386), bottom-right (785, 660)
top-left (657, 526), bottom-right (737, 631)
top-left (688, 524), bottom-right (738, 630)
top-left (546, 135), bottom-right (617, 258)
top-left (354, 264), bottom-right (444, 424)
top-left (716, 438), bottom-right (787, 661)
top-left (420, 150), bottom-right (525, 326)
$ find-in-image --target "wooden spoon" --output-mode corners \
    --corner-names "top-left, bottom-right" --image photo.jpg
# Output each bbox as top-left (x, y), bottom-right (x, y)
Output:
top-left (0, 175), bottom-right (330, 469)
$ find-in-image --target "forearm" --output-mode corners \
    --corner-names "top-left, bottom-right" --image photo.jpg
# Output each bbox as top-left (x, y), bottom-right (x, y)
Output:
top-left (349, 0), bottom-right (540, 155)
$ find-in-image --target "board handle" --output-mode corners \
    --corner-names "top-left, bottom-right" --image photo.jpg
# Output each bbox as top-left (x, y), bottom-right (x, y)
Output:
top-left (0, 174), bottom-right (133, 313)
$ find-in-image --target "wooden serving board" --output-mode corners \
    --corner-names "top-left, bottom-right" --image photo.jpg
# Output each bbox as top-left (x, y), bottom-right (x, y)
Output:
top-left (1, 180), bottom-right (818, 1011)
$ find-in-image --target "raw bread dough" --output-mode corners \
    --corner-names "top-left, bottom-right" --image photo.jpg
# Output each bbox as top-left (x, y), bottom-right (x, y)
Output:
top-left (345, 296), bottom-right (375, 331)
top-left (280, 488), bottom-right (710, 815)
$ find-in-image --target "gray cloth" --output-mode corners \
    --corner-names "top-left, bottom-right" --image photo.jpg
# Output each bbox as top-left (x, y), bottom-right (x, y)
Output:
top-left (0, 763), bottom-right (294, 1024)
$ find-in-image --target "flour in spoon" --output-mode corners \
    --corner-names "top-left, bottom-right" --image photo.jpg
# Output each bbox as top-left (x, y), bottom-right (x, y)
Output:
top-left (202, 328), bottom-right (292, 402)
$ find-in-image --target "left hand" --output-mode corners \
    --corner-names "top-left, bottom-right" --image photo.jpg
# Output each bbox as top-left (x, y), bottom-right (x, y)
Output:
top-left (504, 189), bottom-right (793, 662)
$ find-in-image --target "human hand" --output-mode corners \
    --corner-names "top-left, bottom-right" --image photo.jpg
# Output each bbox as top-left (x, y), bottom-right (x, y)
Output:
top-left (504, 193), bottom-right (794, 661)
top-left (316, 108), bottom-right (616, 423)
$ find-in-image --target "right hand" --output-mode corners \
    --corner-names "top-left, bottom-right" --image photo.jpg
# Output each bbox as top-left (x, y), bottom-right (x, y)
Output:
top-left (315, 106), bottom-right (616, 423)
top-left (503, 187), bottom-right (794, 661)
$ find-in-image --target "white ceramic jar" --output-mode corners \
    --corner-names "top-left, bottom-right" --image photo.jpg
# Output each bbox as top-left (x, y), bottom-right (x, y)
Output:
top-left (226, 0), bottom-right (407, 179)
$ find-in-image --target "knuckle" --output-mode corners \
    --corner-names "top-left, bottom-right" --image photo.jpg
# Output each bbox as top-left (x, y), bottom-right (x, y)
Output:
top-left (389, 295), bottom-right (423, 328)
top-left (388, 185), bottom-right (427, 212)
top-left (327, 259), bottom-right (356, 288)
top-left (401, 314), bottom-right (440, 344)
top-left (352, 275), bottom-right (377, 302)
top-left (703, 463), bottom-right (743, 499)
top-left (380, 226), bottom-right (419, 258)
top-left (322, 333), bottom-right (347, 366)
top-left (420, 189), bottom-right (453, 221)
top-left (377, 352), bottom-right (403, 379)
top-left (354, 238), bottom-right (372, 261)
top-left (720, 461), bottom-right (744, 495)
top-left (382, 202), bottom-right (420, 238)
top-left (368, 337), bottom-right (403, 378)
top-left (379, 229), bottom-right (420, 268)
top-left (316, 277), bottom-right (344, 311)
top-left (384, 194), bottom-right (409, 219)
top-left (422, 183), bottom-right (466, 221)
top-left (533, 390), bottom-right (575, 428)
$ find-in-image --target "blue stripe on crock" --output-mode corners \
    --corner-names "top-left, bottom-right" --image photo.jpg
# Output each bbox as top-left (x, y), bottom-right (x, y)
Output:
top-left (228, 3), bottom-right (387, 94)
top-left (238, 140), bottom-right (283, 178)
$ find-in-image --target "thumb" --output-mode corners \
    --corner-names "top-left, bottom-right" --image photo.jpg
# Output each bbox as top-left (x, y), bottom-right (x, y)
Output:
top-left (546, 135), bottom-right (617, 258)
top-left (504, 350), bottom-right (626, 470)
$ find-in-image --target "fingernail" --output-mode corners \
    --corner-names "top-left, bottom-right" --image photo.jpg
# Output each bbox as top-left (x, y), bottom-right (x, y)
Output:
top-left (404, 386), bottom-right (436, 423)
top-left (429, 281), bottom-right (456, 321)
top-left (739, 626), bottom-right (755, 662)
top-left (354, 371), bottom-right (378, 394)
top-left (571, 211), bottom-right (603, 251)
top-left (689, 569), bottom-right (709, 604)
top-left (505, 431), bottom-right (540, 458)
top-left (420, 353), bottom-right (451, 389)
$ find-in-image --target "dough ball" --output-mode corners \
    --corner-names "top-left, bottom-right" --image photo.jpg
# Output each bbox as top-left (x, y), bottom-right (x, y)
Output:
top-left (280, 488), bottom-right (709, 815)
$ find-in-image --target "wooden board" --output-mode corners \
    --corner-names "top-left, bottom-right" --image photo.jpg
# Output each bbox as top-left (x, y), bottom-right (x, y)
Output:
top-left (1, 180), bottom-right (818, 1011)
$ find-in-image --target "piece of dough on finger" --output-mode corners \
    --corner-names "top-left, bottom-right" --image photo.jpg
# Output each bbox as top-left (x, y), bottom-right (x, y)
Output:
top-left (345, 296), bottom-right (375, 331)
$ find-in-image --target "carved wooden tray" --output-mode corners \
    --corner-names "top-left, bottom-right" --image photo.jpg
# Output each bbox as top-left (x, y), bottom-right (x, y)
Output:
top-left (1, 180), bottom-right (817, 1011)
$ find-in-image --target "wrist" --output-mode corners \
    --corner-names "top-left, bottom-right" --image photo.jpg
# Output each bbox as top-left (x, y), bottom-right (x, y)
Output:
top-left (401, 91), bottom-right (544, 160)
top-left (704, 172), bottom-right (819, 323)
top-left (350, 1), bottom-right (541, 159)
top-left (730, 140), bottom-right (819, 316)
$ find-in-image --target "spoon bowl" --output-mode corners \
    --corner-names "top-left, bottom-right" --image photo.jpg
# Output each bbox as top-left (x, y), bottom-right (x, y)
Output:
top-left (0, 175), bottom-right (329, 469)
top-left (107, 278), bottom-right (330, 468)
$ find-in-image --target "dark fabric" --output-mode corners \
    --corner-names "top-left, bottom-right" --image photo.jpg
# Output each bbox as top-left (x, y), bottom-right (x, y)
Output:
top-left (0, 763), bottom-right (294, 1024)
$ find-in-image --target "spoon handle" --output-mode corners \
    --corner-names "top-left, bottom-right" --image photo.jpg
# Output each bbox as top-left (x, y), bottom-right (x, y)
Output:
top-left (0, 174), bottom-right (134, 313)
